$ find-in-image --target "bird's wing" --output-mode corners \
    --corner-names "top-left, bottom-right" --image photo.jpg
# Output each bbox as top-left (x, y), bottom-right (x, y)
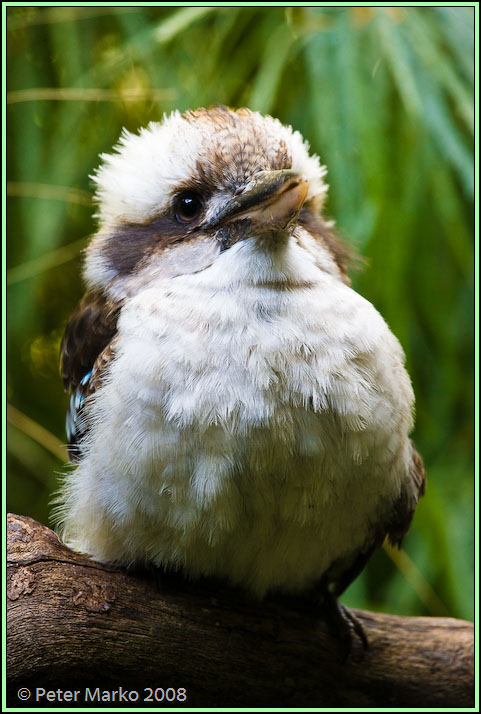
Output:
top-left (385, 445), bottom-right (426, 547)
top-left (60, 290), bottom-right (121, 461)
top-left (327, 443), bottom-right (426, 597)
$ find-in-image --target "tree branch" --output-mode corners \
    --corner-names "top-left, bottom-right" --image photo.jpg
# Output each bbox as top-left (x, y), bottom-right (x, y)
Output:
top-left (7, 513), bottom-right (474, 708)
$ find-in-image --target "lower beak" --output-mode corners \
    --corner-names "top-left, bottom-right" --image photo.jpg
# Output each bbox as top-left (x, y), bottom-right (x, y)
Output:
top-left (210, 170), bottom-right (309, 233)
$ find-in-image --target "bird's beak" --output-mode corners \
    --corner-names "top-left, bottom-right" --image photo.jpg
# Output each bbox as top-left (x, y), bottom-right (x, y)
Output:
top-left (209, 170), bottom-right (309, 233)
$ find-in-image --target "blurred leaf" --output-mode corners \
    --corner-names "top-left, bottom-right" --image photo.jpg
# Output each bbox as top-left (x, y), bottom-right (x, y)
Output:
top-left (383, 542), bottom-right (450, 616)
top-left (375, 12), bottom-right (423, 117)
top-left (7, 181), bottom-right (91, 204)
top-left (7, 236), bottom-right (87, 286)
top-left (7, 403), bottom-right (68, 462)
top-left (154, 6), bottom-right (217, 44)
top-left (7, 87), bottom-right (175, 103)
top-left (247, 19), bottom-right (297, 114)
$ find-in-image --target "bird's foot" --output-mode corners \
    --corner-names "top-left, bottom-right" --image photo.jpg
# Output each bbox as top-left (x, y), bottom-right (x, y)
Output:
top-left (320, 588), bottom-right (369, 659)
top-left (148, 563), bottom-right (165, 591)
top-left (127, 562), bottom-right (166, 591)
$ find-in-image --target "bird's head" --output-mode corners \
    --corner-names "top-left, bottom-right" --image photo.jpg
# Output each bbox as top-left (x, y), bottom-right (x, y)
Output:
top-left (85, 106), bottom-right (349, 298)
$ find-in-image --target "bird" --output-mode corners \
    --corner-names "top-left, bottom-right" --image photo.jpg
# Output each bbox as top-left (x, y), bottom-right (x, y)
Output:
top-left (56, 105), bottom-right (425, 649)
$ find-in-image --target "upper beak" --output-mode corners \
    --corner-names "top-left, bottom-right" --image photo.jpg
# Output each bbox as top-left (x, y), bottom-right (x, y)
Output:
top-left (207, 169), bottom-right (309, 233)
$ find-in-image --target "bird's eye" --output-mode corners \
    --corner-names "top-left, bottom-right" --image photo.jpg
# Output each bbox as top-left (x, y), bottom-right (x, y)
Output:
top-left (174, 192), bottom-right (203, 223)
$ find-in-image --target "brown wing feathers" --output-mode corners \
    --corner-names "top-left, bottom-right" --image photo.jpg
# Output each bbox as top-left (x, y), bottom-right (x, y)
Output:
top-left (387, 445), bottom-right (426, 547)
top-left (60, 290), bottom-right (121, 458)
top-left (328, 443), bottom-right (426, 597)
top-left (61, 290), bottom-right (121, 392)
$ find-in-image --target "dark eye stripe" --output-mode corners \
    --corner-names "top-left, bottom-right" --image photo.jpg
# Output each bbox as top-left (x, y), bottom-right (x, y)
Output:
top-left (101, 217), bottom-right (190, 276)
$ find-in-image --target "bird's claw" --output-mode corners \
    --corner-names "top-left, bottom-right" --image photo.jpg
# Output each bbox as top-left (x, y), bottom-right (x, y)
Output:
top-left (338, 602), bottom-right (369, 652)
top-left (320, 589), bottom-right (369, 659)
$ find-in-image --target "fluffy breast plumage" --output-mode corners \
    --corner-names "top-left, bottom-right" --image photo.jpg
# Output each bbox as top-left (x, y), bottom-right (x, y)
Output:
top-left (57, 237), bottom-right (416, 597)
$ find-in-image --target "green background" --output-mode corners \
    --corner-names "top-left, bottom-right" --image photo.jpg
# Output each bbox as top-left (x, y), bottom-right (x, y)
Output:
top-left (6, 5), bottom-right (475, 620)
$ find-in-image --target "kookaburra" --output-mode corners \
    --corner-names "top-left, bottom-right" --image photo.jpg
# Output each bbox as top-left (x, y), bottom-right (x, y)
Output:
top-left (57, 106), bottom-right (425, 645)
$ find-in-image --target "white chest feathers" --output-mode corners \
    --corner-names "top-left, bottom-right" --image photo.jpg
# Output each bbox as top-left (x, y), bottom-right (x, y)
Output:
top-left (58, 238), bottom-right (415, 597)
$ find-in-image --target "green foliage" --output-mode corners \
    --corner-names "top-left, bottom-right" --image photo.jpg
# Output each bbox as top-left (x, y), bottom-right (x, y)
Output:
top-left (6, 6), bottom-right (474, 620)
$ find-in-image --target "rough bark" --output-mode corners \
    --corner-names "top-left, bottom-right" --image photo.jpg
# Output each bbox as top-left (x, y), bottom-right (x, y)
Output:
top-left (7, 513), bottom-right (474, 708)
